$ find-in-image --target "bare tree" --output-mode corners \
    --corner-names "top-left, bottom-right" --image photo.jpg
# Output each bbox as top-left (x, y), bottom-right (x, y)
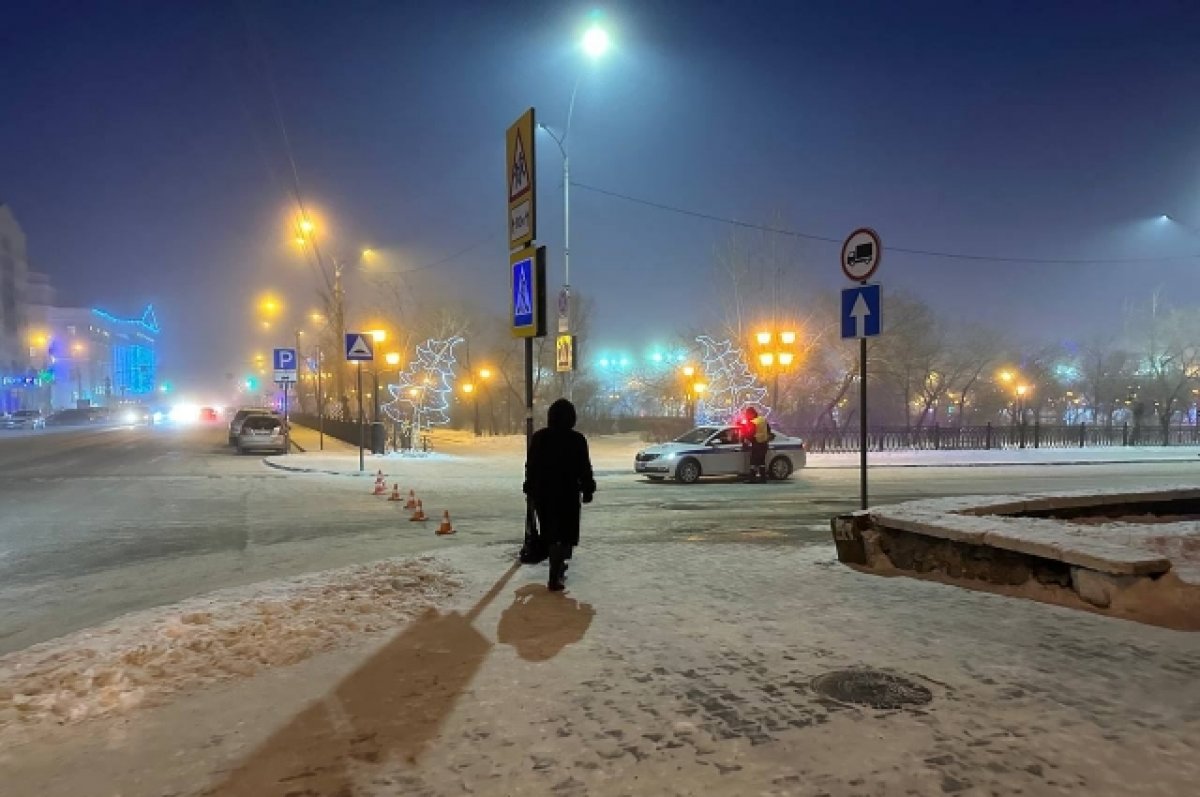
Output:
top-left (1127, 292), bottom-right (1200, 444)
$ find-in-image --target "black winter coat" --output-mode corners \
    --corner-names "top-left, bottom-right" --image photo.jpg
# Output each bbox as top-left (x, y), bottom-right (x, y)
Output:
top-left (523, 400), bottom-right (596, 547)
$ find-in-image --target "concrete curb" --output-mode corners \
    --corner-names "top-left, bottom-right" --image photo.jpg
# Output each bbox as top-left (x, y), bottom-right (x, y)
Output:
top-left (261, 457), bottom-right (370, 477)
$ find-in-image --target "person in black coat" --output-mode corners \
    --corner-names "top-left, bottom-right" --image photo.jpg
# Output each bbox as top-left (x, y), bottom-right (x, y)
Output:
top-left (523, 399), bottom-right (596, 591)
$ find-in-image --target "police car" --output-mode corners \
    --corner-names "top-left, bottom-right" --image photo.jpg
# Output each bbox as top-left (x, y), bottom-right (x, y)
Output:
top-left (634, 424), bottom-right (806, 484)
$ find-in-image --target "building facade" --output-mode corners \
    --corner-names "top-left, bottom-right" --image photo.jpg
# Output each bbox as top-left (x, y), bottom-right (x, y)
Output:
top-left (34, 305), bottom-right (160, 411)
top-left (0, 202), bottom-right (160, 413)
top-left (0, 204), bottom-right (31, 412)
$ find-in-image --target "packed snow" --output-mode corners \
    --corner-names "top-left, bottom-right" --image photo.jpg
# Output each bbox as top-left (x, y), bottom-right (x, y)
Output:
top-left (0, 557), bottom-right (459, 732)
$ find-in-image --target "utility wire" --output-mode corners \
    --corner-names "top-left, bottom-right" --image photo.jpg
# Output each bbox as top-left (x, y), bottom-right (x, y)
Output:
top-left (572, 182), bottom-right (1200, 265)
top-left (360, 232), bottom-right (502, 276)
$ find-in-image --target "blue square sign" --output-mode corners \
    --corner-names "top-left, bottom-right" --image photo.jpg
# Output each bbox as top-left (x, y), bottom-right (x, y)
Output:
top-left (512, 255), bottom-right (534, 331)
top-left (272, 348), bottom-right (297, 371)
top-left (841, 284), bottom-right (881, 339)
top-left (344, 333), bottom-right (375, 362)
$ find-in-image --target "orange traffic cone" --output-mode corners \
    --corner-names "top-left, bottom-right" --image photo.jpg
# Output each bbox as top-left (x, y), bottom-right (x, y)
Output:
top-left (436, 510), bottom-right (456, 536)
top-left (409, 500), bottom-right (428, 522)
top-left (404, 490), bottom-right (417, 510)
top-left (387, 483), bottom-right (402, 502)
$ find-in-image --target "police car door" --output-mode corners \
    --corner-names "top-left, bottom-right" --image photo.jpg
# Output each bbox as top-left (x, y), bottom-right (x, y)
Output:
top-left (706, 427), bottom-right (748, 475)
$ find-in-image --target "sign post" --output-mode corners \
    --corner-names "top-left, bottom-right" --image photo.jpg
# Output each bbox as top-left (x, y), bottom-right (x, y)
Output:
top-left (840, 229), bottom-right (883, 510)
top-left (345, 333), bottom-right (375, 473)
top-left (508, 108), bottom-right (548, 563)
top-left (273, 348), bottom-right (298, 454)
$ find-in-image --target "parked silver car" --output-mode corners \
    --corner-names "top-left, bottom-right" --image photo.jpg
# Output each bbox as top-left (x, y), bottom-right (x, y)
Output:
top-left (236, 414), bottom-right (288, 454)
top-left (0, 409), bottom-right (46, 430)
top-left (228, 408), bottom-right (278, 445)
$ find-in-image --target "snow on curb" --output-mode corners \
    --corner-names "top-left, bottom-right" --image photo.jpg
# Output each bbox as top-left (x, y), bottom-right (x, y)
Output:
top-left (0, 557), bottom-right (461, 732)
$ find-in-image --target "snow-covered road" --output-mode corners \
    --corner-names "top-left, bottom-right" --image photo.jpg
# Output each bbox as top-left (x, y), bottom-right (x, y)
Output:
top-left (1, 424), bottom-right (1197, 655)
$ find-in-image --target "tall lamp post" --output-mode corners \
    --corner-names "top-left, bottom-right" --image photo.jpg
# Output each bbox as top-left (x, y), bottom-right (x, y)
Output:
top-left (385, 351), bottom-right (401, 450)
top-left (681, 365), bottom-right (708, 425)
top-left (538, 21), bottom-right (611, 331)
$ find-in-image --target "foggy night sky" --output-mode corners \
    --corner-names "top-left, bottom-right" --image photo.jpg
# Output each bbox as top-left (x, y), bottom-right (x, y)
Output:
top-left (3, 0), bottom-right (1200, 394)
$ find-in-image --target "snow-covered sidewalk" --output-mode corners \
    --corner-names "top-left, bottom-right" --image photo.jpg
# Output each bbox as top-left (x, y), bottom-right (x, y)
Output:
top-left (809, 445), bottom-right (1200, 468)
top-left (271, 426), bottom-right (1200, 477)
top-left (2, 538), bottom-right (1197, 796)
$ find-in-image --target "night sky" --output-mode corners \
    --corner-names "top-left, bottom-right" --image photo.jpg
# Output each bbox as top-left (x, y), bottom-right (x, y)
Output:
top-left (3, 1), bottom-right (1200, 394)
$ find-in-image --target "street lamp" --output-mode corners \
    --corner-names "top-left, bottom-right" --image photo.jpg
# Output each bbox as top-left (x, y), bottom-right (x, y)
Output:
top-left (538, 18), bottom-right (612, 333)
top-left (752, 330), bottom-right (798, 409)
top-left (462, 382), bottom-right (481, 436)
top-left (681, 365), bottom-right (704, 424)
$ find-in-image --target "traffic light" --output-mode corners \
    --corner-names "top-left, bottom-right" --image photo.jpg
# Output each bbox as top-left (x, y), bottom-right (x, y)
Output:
top-left (246, 375), bottom-right (260, 391)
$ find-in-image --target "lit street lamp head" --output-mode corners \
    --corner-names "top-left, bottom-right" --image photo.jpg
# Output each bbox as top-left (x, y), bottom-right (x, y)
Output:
top-left (582, 25), bottom-right (610, 58)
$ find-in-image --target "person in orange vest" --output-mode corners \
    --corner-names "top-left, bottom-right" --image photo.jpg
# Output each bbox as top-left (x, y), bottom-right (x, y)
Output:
top-left (742, 407), bottom-right (771, 483)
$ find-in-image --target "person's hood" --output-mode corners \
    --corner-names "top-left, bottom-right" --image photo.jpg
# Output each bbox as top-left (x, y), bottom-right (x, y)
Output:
top-left (547, 399), bottom-right (577, 430)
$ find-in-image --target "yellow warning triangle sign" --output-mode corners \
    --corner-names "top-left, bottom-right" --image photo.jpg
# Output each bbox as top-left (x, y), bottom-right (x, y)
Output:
top-left (509, 131), bottom-right (530, 201)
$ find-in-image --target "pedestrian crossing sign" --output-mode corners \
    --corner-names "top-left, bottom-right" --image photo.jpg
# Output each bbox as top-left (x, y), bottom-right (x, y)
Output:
top-left (344, 333), bottom-right (375, 361)
top-left (510, 245), bottom-right (546, 338)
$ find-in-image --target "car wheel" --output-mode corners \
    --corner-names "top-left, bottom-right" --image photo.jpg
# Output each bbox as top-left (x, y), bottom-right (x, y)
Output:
top-left (768, 455), bottom-right (793, 481)
top-left (675, 458), bottom-right (701, 485)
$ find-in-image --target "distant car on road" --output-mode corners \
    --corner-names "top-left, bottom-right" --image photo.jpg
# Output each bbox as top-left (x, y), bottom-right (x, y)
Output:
top-left (228, 408), bottom-right (280, 445)
top-left (117, 405), bottom-right (152, 425)
top-left (200, 406), bottom-right (219, 423)
top-left (0, 409), bottom-right (46, 430)
top-left (634, 424), bottom-right (806, 484)
top-left (236, 414), bottom-right (288, 455)
top-left (47, 408), bottom-right (101, 427)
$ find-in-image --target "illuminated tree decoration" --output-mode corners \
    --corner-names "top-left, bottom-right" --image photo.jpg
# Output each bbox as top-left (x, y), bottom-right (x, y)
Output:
top-left (383, 336), bottom-right (463, 431)
top-left (695, 335), bottom-right (769, 424)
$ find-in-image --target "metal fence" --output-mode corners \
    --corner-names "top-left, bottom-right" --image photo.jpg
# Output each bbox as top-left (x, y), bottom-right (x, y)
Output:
top-left (802, 423), bottom-right (1200, 452)
top-left (289, 413), bottom-right (432, 453)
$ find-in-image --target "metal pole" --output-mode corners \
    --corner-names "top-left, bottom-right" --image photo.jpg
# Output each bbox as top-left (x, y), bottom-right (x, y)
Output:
top-left (772, 370), bottom-right (780, 411)
top-left (357, 362), bottom-right (364, 472)
top-left (524, 336), bottom-right (536, 547)
top-left (563, 152), bottom-right (571, 292)
top-left (373, 370), bottom-right (379, 423)
top-left (282, 381), bottom-right (290, 454)
top-left (473, 392), bottom-right (481, 437)
top-left (859, 336), bottom-right (868, 510)
top-left (316, 347), bottom-right (324, 451)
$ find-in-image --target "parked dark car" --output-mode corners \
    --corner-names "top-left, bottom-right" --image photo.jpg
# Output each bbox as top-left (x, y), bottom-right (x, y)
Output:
top-left (47, 408), bottom-right (99, 426)
top-left (0, 409), bottom-right (46, 430)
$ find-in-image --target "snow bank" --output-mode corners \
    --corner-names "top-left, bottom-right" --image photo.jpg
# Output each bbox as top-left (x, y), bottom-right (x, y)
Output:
top-left (0, 557), bottom-right (459, 731)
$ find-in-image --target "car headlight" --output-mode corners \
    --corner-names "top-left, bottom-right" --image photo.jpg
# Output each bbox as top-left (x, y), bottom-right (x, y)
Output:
top-left (663, 452), bottom-right (676, 460)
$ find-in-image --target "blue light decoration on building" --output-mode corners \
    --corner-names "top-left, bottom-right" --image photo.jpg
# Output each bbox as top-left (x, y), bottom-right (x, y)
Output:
top-left (92, 305), bottom-right (160, 397)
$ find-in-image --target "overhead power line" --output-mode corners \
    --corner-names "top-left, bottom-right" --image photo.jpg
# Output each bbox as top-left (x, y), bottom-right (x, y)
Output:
top-left (572, 182), bottom-right (1200, 266)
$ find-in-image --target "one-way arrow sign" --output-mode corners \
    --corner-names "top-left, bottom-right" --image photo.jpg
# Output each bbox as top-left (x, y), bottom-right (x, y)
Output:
top-left (841, 284), bottom-right (881, 339)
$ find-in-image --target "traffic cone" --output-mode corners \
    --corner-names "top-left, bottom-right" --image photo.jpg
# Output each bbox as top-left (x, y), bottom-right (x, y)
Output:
top-left (404, 490), bottom-right (417, 510)
top-left (387, 483), bottom-right (402, 502)
top-left (436, 510), bottom-right (456, 536)
top-left (373, 480), bottom-right (387, 496)
top-left (409, 500), bottom-right (428, 522)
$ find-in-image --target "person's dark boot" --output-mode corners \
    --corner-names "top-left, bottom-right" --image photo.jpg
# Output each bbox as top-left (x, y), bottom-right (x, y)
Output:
top-left (548, 544), bottom-right (566, 591)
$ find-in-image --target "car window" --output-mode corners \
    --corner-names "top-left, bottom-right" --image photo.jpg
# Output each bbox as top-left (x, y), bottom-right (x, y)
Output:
top-left (673, 427), bottom-right (719, 444)
top-left (242, 416), bottom-right (280, 431)
top-left (714, 429), bottom-right (740, 445)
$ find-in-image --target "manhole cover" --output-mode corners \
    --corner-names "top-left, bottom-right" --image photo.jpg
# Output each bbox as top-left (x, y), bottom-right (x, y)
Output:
top-left (811, 669), bottom-right (932, 709)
